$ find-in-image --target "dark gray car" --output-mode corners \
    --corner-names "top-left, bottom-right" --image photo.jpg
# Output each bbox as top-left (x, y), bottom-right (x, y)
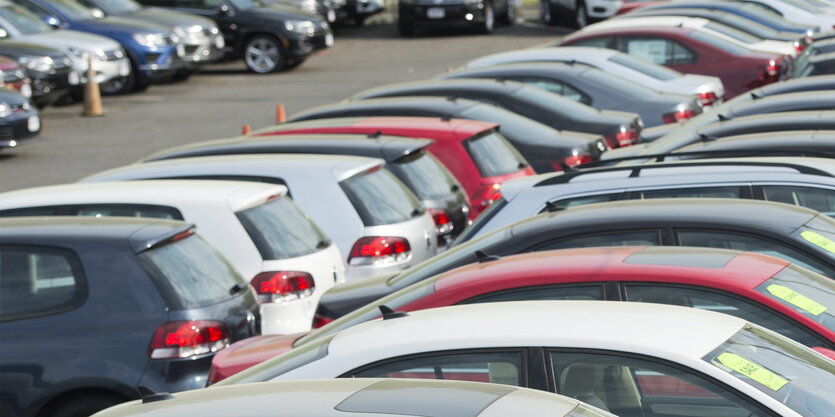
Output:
top-left (675, 130), bottom-right (835, 157)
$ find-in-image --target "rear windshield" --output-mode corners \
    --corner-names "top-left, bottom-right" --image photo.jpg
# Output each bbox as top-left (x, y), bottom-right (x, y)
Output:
top-left (756, 264), bottom-right (834, 329)
top-left (388, 151), bottom-right (460, 200)
top-left (581, 69), bottom-right (657, 100)
top-left (340, 168), bottom-right (423, 226)
top-left (464, 130), bottom-right (527, 177)
top-left (704, 21), bottom-right (761, 44)
top-left (688, 31), bottom-right (751, 55)
top-left (607, 53), bottom-right (681, 81)
top-left (139, 233), bottom-right (245, 309)
top-left (236, 196), bottom-right (330, 260)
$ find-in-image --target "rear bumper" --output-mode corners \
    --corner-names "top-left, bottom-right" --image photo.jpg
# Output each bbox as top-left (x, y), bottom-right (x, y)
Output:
top-left (0, 111), bottom-right (41, 148)
top-left (138, 354), bottom-right (214, 393)
top-left (399, 3), bottom-right (488, 26)
top-left (287, 30), bottom-right (334, 59)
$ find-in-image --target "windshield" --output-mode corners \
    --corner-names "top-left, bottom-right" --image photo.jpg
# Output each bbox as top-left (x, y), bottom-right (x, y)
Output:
top-left (581, 68), bottom-right (657, 100)
top-left (236, 196), bottom-right (330, 260)
top-left (93, 0), bottom-right (140, 14)
top-left (704, 21), bottom-right (762, 44)
top-left (757, 264), bottom-right (835, 330)
top-left (0, 4), bottom-right (50, 34)
top-left (228, 0), bottom-right (264, 9)
top-left (797, 215), bottom-right (835, 265)
top-left (703, 325), bottom-right (835, 417)
top-left (46, 0), bottom-right (98, 19)
top-left (516, 83), bottom-right (600, 117)
top-left (388, 151), bottom-right (460, 200)
top-left (689, 30), bottom-right (751, 55)
top-left (340, 167), bottom-right (423, 226)
top-left (461, 129), bottom-right (527, 177)
top-left (607, 53), bottom-right (681, 81)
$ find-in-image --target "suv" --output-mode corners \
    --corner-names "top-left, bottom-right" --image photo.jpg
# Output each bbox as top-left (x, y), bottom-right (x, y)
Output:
top-left (0, 216), bottom-right (260, 417)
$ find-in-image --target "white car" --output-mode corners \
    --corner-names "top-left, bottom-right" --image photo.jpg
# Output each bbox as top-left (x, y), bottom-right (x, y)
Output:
top-left (219, 301), bottom-right (835, 417)
top-left (731, 0), bottom-right (835, 32)
top-left (465, 47), bottom-right (726, 107)
top-left (91, 378), bottom-right (619, 417)
top-left (539, 0), bottom-right (622, 28)
top-left (0, 180), bottom-right (346, 335)
top-left (81, 154), bottom-right (439, 281)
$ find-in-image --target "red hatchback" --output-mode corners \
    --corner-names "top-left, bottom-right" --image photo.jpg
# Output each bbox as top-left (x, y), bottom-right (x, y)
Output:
top-left (559, 27), bottom-right (789, 98)
top-left (207, 246), bottom-right (835, 384)
top-left (250, 117), bottom-right (536, 219)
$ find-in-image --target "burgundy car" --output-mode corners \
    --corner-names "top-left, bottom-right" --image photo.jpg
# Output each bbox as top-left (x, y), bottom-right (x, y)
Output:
top-left (0, 56), bottom-right (32, 99)
top-left (559, 26), bottom-right (790, 98)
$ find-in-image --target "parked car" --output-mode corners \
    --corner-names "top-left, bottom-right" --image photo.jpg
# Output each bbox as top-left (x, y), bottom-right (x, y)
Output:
top-left (243, 116), bottom-right (537, 219)
top-left (397, 0), bottom-right (515, 36)
top-left (539, 0), bottom-right (621, 27)
top-left (216, 300), bottom-right (835, 417)
top-left (0, 216), bottom-right (260, 417)
top-left (439, 62), bottom-right (702, 127)
top-left (263, 0), bottom-right (337, 24)
top-left (80, 154), bottom-right (438, 281)
top-left (289, 97), bottom-right (608, 173)
top-left (793, 50), bottom-right (835, 76)
top-left (0, 87), bottom-right (38, 150)
top-left (728, 0), bottom-right (835, 32)
top-left (133, 0), bottom-right (333, 73)
top-left (675, 130), bottom-right (835, 157)
top-left (0, 180), bottom-right (345, 335)
top-left (141, 134), bottom-right (471, 246)
top-left (0, 40), bottom-right (76, 106)
top-left (465, 46), bottom-right (726, 106)
top-left (0, 55), bottom-right (31, 97)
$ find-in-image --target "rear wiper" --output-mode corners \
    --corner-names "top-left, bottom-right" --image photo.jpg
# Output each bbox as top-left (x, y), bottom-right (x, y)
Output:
top-left (228, 283), bottom-right (245, 295)
top-left (316, 240), bottom-right (330, 249)
top-left (411, 208), bottom-right (424, 218)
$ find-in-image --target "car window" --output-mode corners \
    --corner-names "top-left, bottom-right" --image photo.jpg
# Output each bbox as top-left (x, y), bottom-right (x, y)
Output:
top-left (569, 37), bottom-right (614, 48)
top-left (635, 186), bottom-right (745, 199)
top-left (462, 284), bottom-right (605, 304)
top-left (607, 52), bottom-right (682, 81)
top-left (622, 37), bottom-right (696, 66)
top-left (762, 186), bottom-right (835, 217)
top-left (533, 231), bottom-right (661, 251)
top-left (623, 284), bottom-right (827, 347)
top-left (704, 22), bottom-right (761, 44)
top-left (740, 0), bottom-right (783, 15)
top-left (756, 263), bottom-right (835, 331)
top-left (688, 31), bottom-right (751, 56)
top-left (91, 0), bottom-right (142, 13)
top-left (510, 77), bottom-right (591, 105)
top-left (388, 151), bottom-right (461, 200)
top-left (340, 167), bottom-right (423, 227)
top-left (0, 245), bottom-right (87, 321)
top-left (0, 3), bottom-right (50, 34)
top-left (347, 350), bottom-right (525, 387)
top-left (463, 130), bottom-right (527, 177)
top-left (38, 0), bottom-right (98, 19)
top-left (236, 196), bottom-right (329, 260)
top-left (176, 0), bottom-right (222, 9)
top-left (551, 351), bottom-right (772, 417)
top-left (545, 193), bottom-right (625, 211)
top-left (580, 69), bottom-right (656, 100)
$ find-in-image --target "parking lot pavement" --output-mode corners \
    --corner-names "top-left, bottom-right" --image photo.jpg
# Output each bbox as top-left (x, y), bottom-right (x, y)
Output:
top-left (0, 20), bottom-right (565, 193)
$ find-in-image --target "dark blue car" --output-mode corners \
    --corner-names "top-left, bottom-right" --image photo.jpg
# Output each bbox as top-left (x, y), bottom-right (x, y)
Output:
top-left (634, 1), bottom-right (817, 34)
top-left (13, 0), bottom-right (186, 94)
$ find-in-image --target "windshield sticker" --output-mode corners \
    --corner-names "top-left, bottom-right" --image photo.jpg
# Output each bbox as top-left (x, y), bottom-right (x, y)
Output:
top-left (801, 231), bottom-right (835, 254)
top-left (716, 353), bottom-right (789, 391)
top-left (767, 284), bottom-right (828, 316)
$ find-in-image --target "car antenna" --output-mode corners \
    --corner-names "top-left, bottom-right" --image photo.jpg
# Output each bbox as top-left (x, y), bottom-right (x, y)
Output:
top-left (137, 386), bottom-right (174, 403)
top-left (475, 250), bottom-right (501, 263)
top-left (544, 201), bottom-right (565, 212)
top-left (367, 130), bottom-right (382, 139)
top-left (698, 133), bottom-right (716, 142)
top-left (717, 113), bottom-right (729, 122)
top-left (379, 305), bottom-right (408, 320)
top-left (750, 91), bottom-right (763, 99)
top-left (440, 115), bottom-right (452, 121)
top-left (446, 96), bottom-right (457, 102)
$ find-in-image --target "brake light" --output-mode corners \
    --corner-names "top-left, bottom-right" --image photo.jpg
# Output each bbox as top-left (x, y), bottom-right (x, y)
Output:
top-left (793, 40), bottom-right (805, 54)
top-left (662, 108), bottom-right (698, 124)
top-left (427, 208), bottom-right (454, 235)
top-left (348, 236), bottom-right (411, 266)
top-left (312, 313), bottom-right (334, 329)
top-left (250, 271), bottom-right (315, 303)
top-left (697, 92), bottom-right (718, 107)
top-left (475, 183), bottom-right (502, 207)
top-left (759, 59), bottom-right (780, 82)
top-left (604, 128), bottom-right (639, 148)
top-left (558, 153), bottom-right (593, 170)
top-left (149, 320), bottom-right (229, 359)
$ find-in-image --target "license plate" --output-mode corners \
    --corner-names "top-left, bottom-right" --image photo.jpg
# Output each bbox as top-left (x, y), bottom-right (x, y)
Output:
top-left (68, 71), bottom-right (80, 86)
top-left (325, 33), bottom-right (334, 47)
top-left (27, 115), bottom-right (40, 133)
top-left (427, 7), bottom-right (445, 18)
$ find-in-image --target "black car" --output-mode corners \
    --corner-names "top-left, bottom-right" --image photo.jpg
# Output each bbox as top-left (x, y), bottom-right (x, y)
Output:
top-left (136, 0), bottom-right (333, 73)
top-left (349, 79), bottom-right (644, 149)
top-left (397, 0), bottom-right (515, 36)
top-left (675, 130), bottom-right (835, 157)
top-left (0, 217), bottom-right (260, 417)
top-left (794, 50), bottom-right (835, 78)
top-left (315, 198), bottom-right (835, 320)
top-left (0, 87), bottom-right (39, 150)
top-left (289, 96), bottom-right (608, 172)
top-left (0, 41), bottom-right (75, 107)
top-left (439, 62), bottom-right (701, 127)
top-left (141, 133), bottom-right (472, 245)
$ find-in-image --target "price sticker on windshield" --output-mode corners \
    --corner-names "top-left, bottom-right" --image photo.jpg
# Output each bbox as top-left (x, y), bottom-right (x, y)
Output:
top-left (801, 230), bottom-right (835, 254)
top-left (716, 353), bottom-right (788, 391)
top-left (767, 284), bottom-right (827, 316)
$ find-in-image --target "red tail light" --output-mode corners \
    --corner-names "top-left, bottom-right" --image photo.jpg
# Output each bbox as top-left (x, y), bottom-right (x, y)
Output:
top-left (348, 236), bottom-right (411, 266)
top-left (697, 92), bottom-right (718, 107)
top-left (250, 271), bottom-right (315, 303)
top-left (662, 109), bottom-right (698, 124)
top-left (312, 313), bottom-right (335, 329)
top-left (475, 183), bottom-right (502, 207)
top-left (556, 153), bottom-right (593, 171)
top-left (427, 208), bottom-right (454, 235)
top-left (759, 59), bottom-right (780, 82)
top-left (149, 320), bottom-right (229, 359)
top-left (604, 129), bottom-right (639, 148)
top-left (793, 40), bottom-right (805, 54)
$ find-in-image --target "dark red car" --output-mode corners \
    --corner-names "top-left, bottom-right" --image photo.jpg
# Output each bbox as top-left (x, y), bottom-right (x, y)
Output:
top-left (250, 117), bottom-right (536, 219)
top-left (0, 56), bottom-right (32, 99)
top-left (559, 27), bottom-right (789, 98)
top-left (207, 246), bottom-right (835, 383)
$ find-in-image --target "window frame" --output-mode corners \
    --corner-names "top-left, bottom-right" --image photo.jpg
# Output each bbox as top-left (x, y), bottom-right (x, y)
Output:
top-left (526, 229), bottom-right (664, 252)
top-left (458, 283), bottom-right (609, 305)
top-left (617, 36), bottom-right (698, 66)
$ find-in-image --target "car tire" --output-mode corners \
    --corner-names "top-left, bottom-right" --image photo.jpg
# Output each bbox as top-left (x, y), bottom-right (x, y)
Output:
top-left (499, 0), bottom-right (515, 25)
top-left (478, 2), bottom-right (495, 34)
top-left (575, 0), bottom-right (587, 28)
top-left (244, 35), bottom-right (285, 74)
top-left (539, 0), bottom-right (555, 25)
top-left (50, 395), bottom-right (123, 417)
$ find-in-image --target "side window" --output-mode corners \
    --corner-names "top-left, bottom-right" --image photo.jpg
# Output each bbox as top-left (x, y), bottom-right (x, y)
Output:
top-left (176, 0), bottom-right (220, 9)
top-left (623, 37), bottom-right (695, 66)
top-left (542, 192), bottom-right (626, 212)
top-left (570, 37), bottom-right (614, 48)
top-left (511, 76), bottom-right (568, 95)
top-left (462, 284), bottom-right (605, 304)
top-left (636, 186), bottom-right (745, 199)
top-left (0, 207), bottom-right (60, 217)
top-left (622, 284), bottom-right (825, 347)
top-left (761, 186), bottom-right (835, 217)
top-left (550, 351), bottom-right (772, 417)
top-left (0, 246), bottom-right (87, 321)
top-left (676, 230), bottom-right (835, 277)
top-left (532, 231), bottom-right (661, 252)
top-left (346, 350), bottom-right (525, 386)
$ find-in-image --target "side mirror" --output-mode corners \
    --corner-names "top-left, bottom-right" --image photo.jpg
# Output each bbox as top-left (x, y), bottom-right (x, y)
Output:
top-left (0, 28), bottom-right (7, 38)
top-left (43, 16), bottom-right (62, 29)
top-left (812, 347), bottom-right (835, 361)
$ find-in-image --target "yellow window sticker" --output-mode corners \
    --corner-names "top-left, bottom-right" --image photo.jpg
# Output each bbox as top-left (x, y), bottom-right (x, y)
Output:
top-left (716, 353), bottom-right (789, 391)
top-left (801, 230), bottom-right (835, 254)
top-left (767, 284), bottom-right (828, 316)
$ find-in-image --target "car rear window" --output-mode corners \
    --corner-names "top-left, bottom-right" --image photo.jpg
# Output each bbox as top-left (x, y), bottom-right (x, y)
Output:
top-left (704, 22), bottom-right (761, 44)
top-left (688, 31), bottom-right (750, 55)
top-left (607, 53), bottom-right (680, 81)
top-left (463, 130), bottom-right (527, 177)
top-left (581, 69), bottom-right (657, 100)
top-left (388, 150), bottom-right (460, 200)
top-left (236, 196), bottom-right (330, 260)
top-left (340, 167), bottom-right (423, 226)
top-left (139, 233), bottom-right (245, 309)
top-left (756, 264), bottom-right (834, 329)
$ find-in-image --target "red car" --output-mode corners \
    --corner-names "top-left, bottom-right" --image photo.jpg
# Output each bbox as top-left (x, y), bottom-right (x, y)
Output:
top-left (0, 56), bottom-right (32, 99)
top-left (559, 27), bottom-right (789, 98)
top-left (207, 246), bottom-right (835, 384)
top-left (250, 117), bottom-right (536, 219)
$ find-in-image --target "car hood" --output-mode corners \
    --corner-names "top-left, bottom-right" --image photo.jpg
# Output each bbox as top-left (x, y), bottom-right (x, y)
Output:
top-left (669, 74), bottom-right (725, 98)
top-left (0, 40), bottom-right (68, 60)
top-left (122, 7), bottom-right (216, 29)
top-left (73, 15), bottom-right (171, 35)
top-left (241, 4), bottom-right (321, 23)
top-left (17, 29), bottom-right (121, 53)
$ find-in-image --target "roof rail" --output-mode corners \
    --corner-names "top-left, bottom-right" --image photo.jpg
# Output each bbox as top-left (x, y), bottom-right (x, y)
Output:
top-left (577, 148), bottom-right (835, 169)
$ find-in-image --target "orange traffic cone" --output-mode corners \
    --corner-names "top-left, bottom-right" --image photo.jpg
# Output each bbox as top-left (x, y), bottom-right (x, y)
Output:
top-left (83, 56), bottom-right (104, 117)
top-left (275, 104), bottom-right (286, 123)
top-left (242, 124), bottom-right (251, 135)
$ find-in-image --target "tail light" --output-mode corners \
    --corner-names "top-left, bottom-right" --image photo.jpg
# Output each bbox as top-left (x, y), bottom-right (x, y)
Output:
top-left (349, 236), bottom-right (411, 266)
top-left (149, 320), bottom-right (229, 359)
top-left (697, 92), bottom-right (718, 107)
top-left (475, 183), bottom-right (502, 207)
top-left (604, 128), bottom-right (639, 148)
top-left (312, 313), bottom-right (335, 329)
top-left (793, 40), bottom-right (806, 54)
top-left (427, 208), bottom-right (454, 235)
top-left (250, 271), bottom-right (315, 303)
top-left (554, 153), bottom-right (593, 171)
top-left (662, 108), bottom-right (698, 124)
top-left (758, 59), bottom-right (780, 82)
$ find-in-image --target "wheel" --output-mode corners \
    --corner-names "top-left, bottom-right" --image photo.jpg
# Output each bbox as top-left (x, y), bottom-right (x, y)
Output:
top-left (499, 0), bottom-right (515, 25)
top-left (539, 0), bottom-right (555, 25)
top-left (398, 18), bottom-right (414, 36)
top-left (50, 395), bottom-right (123, 417)
top-left (477, 2), bottom-right (495, 34)
top-left (244, 35), bottom-right (285, 74)
top-left (575, 0), bottom-right (587, 28)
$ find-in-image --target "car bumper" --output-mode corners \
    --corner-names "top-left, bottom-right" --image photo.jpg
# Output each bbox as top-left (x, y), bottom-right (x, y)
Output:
top-left (180, 34), bottom-right (226, 66)
top-left (30, 68), bottom-right (74, 107)
top-left (400, 3), bottom-right (489, 25)
top-left (585, 0), bottom-right (622, 18)
top-left (138, 355), bottom-right (215, 393)
top-left (135, 45), bottom-right (189, 79)
top-left (72, 56), bottom-right (132, 85)
top-left (287, 30), bottom-right (334, 58)
top-left (0, 111), bottom-right (41, 148)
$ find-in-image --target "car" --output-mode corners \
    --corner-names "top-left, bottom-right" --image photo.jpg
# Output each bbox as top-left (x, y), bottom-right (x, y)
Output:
top-left (242, 116), bottom-right (536, 219)
top-left (728, 0), bottom-right (835, 32)
top-left (439, 62), bottom-right (703, 127)
top-left (807, 37), bottom-right (835, 54)
top-left (0, 87), bottom-right (39, 150)
top-left (0, 216), bottom-right (260, 417)
top-left (397, 0), bottom-right (516, 36)
top-left (208, 246), bottom-right (835, 383)
top-left (458, 157), bottom-right (835, 241)
top-left (216, 300), bottom-right (835, 417)
top-left (465, 46), bottom-right (726, 106)
top-left (0, 55), bottom-right (31, 98)
top-left (133, 0), bottom-right (333, 73)
top-left (288, 96), bottom-right (608, 173)
top-left (263, 0), bottom-right (337, 25)
top-left (349, 79), bottom-right (644, 149)
top-left (140, 134), bottom-right (471, 246)
top-left (90, 378), bottom-right (618, 417)
top-left (675, 130), bottom-right (835, 157)
top-left (558, 27), bottom-right (788, 99)
top-left (313, 198), bottom-right (835, 321)
top-left (793, 50), bottom-right (835, 76)
top-left (538, 0), bottom-right (621, 28)
top-left (80, 154), bottom-right (438, 281)
top-left (0, 40), bottom-right (76, 106)
top-left (0, 180), bottom-right (345, 335)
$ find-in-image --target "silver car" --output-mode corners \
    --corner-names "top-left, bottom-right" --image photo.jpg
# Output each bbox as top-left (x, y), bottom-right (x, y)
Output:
top-left (81, 154), bottom-right (439, 281)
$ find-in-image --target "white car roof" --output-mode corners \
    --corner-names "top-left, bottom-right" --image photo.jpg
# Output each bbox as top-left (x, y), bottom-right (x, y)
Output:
top-left (588, 15), bottom-right (713, 31)
top-left (466, 47), bottom-right (619, 69)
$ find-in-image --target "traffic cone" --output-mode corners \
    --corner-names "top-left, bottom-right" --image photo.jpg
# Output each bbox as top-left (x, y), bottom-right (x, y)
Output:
top-left (275, 104), bottom-right (286, 123)
top-left (242, 124), bottom-right (251, 135)
top-left (83, 56), bottom-right (104, 117)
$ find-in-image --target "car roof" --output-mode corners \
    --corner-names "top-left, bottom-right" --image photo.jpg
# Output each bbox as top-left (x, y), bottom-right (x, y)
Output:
top-left (466, 47), bottom-right (620, 68)
top-left (588, 15), bottom-right (712, 29)
top-left (252, 116), bottom-right (499, 138)
top-left (291, 96), bottom-right (482, 120)
top-left (677, 131), bottom-right (835, 152)
top-left (564, 26), bottom-right (698, 42)
top-left (446, 62), bottom-right (598, 79)
top-left (350, 78), bottom-right (526, 100)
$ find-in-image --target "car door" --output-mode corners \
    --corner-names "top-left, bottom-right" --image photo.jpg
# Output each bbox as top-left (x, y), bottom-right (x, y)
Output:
top-left (169, 0), bottom-right (238, 48)
top-left (616, 36), bottom-right (699, 74)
